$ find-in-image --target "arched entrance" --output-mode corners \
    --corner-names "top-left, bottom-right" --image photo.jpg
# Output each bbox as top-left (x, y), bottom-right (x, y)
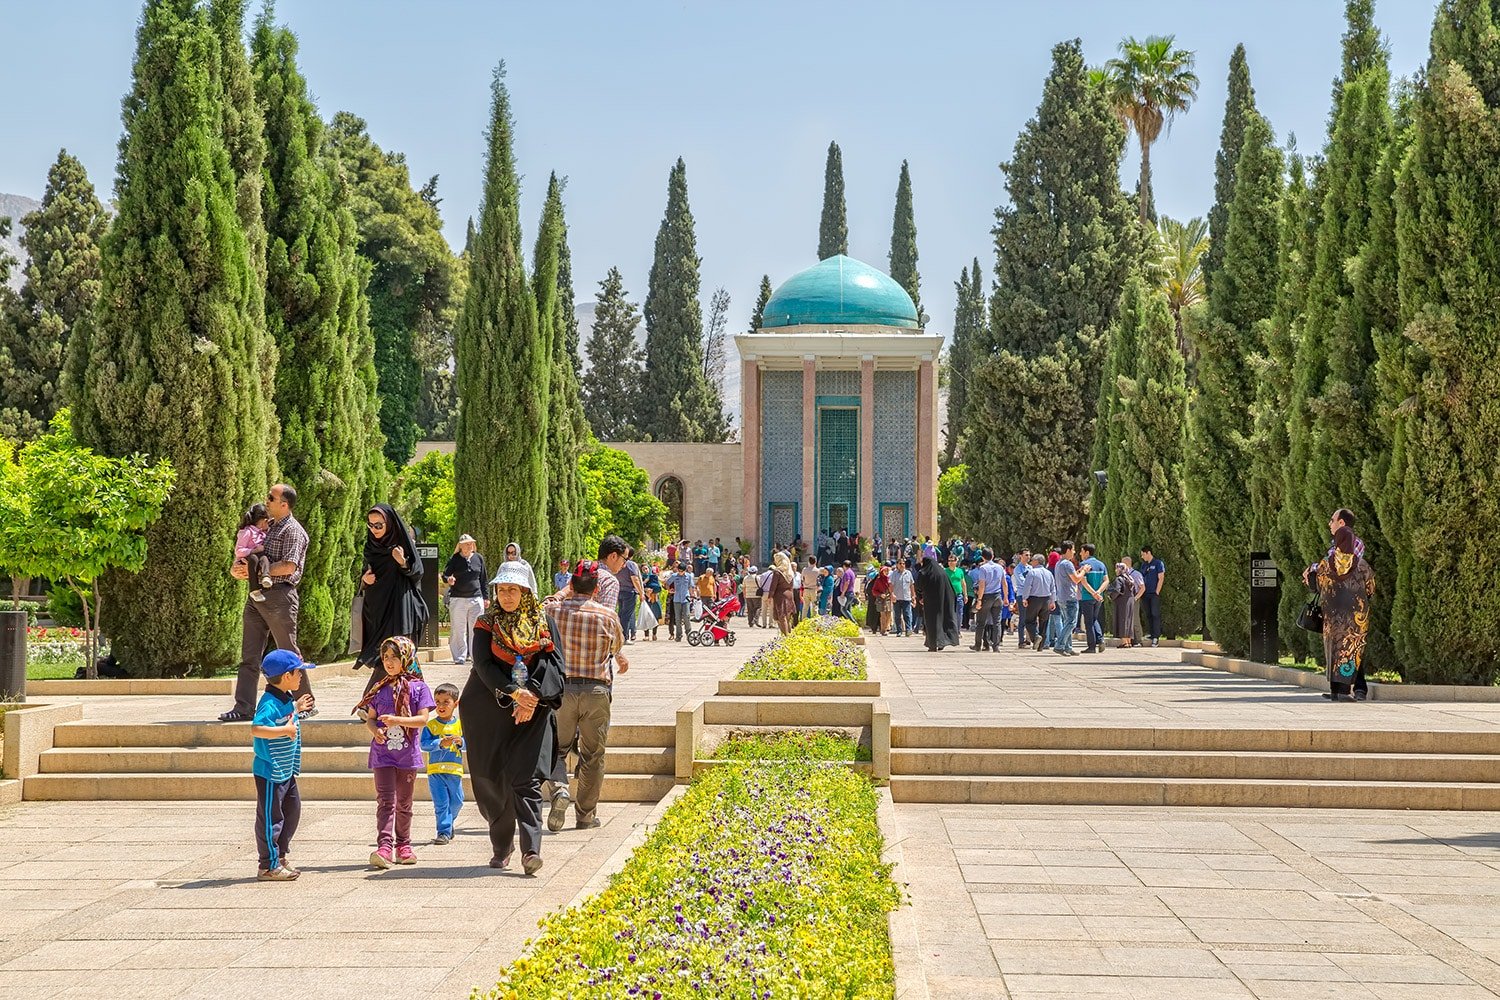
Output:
top-left (655, 474), bottom-right (685, 539)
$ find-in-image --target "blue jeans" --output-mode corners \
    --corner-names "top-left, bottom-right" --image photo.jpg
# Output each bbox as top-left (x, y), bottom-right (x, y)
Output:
top-left (893, 599), bottom-right (913, 634)
top-left (428, 772), bottom-right (464, 838)
top-left (954, 594), bottom-right (964, 635)
top-left (1053, 600), bottom-right (1080, 652)
top-left (618, 591), bottom-right (638, 640)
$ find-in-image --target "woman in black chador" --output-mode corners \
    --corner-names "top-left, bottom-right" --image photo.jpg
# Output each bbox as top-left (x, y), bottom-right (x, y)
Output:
top-left (915, 544), bottom-right (960, 652)
top-left (357, 504), bottom-right (428, 694)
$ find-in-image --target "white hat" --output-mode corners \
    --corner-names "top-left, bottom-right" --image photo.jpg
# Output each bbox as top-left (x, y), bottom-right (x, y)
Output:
top-left (748, 566), bottom-right (759, 574)
top-left (489, 561), bottom-right (535, 593)
top-left (458, 533), bottom-right (475, 544)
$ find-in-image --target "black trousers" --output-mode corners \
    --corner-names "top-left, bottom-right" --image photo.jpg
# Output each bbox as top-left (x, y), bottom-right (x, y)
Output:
top-left (1080, 600), bottom-right (1101, 651)
top-left (970, 594), bottom-right (1000, 650)
top-left (473, 774), bottom-right (543, 861)
top-left (1141, 592), bottom-right (1162, 639)
top-left (1024, 597), bottom-right (1050, 644)
top-left (254, 775), bottom-right (300, 870)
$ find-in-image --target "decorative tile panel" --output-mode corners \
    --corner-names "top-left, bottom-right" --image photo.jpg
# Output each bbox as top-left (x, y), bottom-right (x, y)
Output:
top-left (815, 369), bottom-right (860, 398)
top-left (874, 370), bottom-right (917, 515)
top-left (818, 407), bottom-right (859, 534)
top-left (760, 369), bottom-right (803, 545)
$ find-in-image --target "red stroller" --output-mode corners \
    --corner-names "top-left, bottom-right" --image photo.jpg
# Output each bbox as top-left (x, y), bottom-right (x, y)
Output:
top-left (687, 593), bottom-right (740, 646)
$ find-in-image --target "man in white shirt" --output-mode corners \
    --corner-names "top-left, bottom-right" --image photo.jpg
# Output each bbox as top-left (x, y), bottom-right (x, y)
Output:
top-left (890, 559), bottom-right (916, 636)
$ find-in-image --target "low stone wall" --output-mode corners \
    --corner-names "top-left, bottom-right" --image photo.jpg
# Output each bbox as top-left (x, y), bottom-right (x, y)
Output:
top-left (27, 649), bottom-right (437, 697)
top-left (2, 701), bottom-right (84, 785)
top-left (1182, 649), bottom-right (1500, 703)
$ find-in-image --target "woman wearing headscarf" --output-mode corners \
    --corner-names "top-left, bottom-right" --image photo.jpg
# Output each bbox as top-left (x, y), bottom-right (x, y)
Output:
top-left (500, 541), bottom-right (538, 595)
top-left (1309, 524), bottom-right (1376, 702)
top-left (769, 551), bottom-right (798, 635)
top-left (358, 504), bottom-right (428, 691)
top-left (461, 561), bottom-right (565, 874)
top-left (915, 544), bottom-right (960, 652)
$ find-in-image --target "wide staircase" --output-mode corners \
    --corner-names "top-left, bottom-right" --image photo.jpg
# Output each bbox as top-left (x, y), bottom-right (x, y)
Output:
top-left (25, 719), bottom-right (677, 802)
top-left (889, 724), bottom-right (1500, 810)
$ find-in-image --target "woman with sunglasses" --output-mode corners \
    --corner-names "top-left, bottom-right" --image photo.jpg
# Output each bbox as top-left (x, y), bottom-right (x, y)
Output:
top-left (356, 504), bottom-right (429, 694)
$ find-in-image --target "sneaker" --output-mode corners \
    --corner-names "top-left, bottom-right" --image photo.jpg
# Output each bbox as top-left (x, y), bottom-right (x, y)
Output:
top-left (547, 790), bottom-right (571, 833)
top-left (257, 865), bottom-right (299, 881)
top-left (260, 576), bottom-right (274, 589)
top-left (395, 846), bottom-right (417, 865)
top-left (1151, 638), bottom-right (1159, 647)
top-left (575, 817), bottom-right (601, 831)
top-left (522, 852), bottom-right (543, 876)
top-left (297, 707), bottom-right (319, 721)
top-left (1353, 690), bottom-right (1368, 702)
top-left (369, 848), bottom-right (392, 870)
top-left (249, 589), bottom-right (267, 603)
top-left (489, 854), bottom-right (512, 870)
top-left (432, 834), bottom-right (452, 846)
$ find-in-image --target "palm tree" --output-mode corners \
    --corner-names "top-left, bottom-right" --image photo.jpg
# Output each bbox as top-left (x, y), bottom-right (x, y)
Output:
top-left (1155, 215), bottom-right (1209, 364)
top-left (1099, 35), bottom-right (1200, 225)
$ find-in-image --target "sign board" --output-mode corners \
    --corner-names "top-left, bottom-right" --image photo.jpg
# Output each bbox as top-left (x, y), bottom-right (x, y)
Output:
top-left (418, 548), bottom-right (440, 648)
top-left (416, 546), bottom-right (440, 560)
top-left (1248, 551), bottom-right (1279, 664)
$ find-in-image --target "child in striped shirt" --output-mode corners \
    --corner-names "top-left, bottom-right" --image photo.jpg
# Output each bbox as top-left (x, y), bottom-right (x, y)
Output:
top-left (420, 682), bottom-right (465, 845)
top-left (249, 650), bottom-right (316, 881)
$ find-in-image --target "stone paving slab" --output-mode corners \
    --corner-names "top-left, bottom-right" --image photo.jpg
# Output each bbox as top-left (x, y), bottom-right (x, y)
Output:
top-left (893, 802), bottom-right (1500, 1000)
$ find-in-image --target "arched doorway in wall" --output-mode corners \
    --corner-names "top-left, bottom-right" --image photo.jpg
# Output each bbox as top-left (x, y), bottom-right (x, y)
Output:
top-left (655, 474), bottom-right (685, 539)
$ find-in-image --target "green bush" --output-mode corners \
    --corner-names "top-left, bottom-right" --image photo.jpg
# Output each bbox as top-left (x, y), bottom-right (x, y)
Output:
top-left (45, 587), bottom-right (85, 627)
top-left (736, 632), bottom-right (867, 681)
top-left (711, 730), bottom-right (871, 763)
top-left (792, 615), bottom-right (860, 639)
top-left (484, 763), bottom-right (898, 999)
top-left (0, 600), bottom-right (38, 624)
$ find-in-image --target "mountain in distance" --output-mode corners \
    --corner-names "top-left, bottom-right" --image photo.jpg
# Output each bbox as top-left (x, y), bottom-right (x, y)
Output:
top-left (0, 193), bottom-right (41, 291)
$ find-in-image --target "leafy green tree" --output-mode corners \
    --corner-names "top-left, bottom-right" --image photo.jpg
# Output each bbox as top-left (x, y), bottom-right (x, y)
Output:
top-left (454, 65), bottom-right (551, 574)
top-left (582, 267), bottom-right (643, 440)
top-left (887, 160), bottom-right (922, 321)
top-left (0, 151), bottom-right (106, 442)
top-left (818, 141), bottom-right (847, 259)
top-left (1153, 215), bottom-right (1209, 365)
top-left (943, 259), bottom-right (984, 467)
top-left (325, 112), bottom-right (456, 465)
top-left (641, 158), bottom-right (723, 442)
top-left (251, 9), bottom-right (381, 660)
top-left (1099, 35), bottom-right (1201, 225)
top-left (1203, 44), bottom-right (1256, 293)
top-left (749, 274), bottom-right (772, 331)
top-left (1385, 0), bottom-right (1500, 683)
top-left (65, 0), bottom-right (276, 674)
top-left (1090, 280), bottom-right (1146, 564)
top-left (391, 449), bottom-right (456, 556)
top-left (578, 441), bottom-right (668, 555)
top-left (936, 463), bottom-right (970, 539)
top-left (0, 412), bottom-right (174, 677)
top-left (1184, 110), bottom-right (1283, 656)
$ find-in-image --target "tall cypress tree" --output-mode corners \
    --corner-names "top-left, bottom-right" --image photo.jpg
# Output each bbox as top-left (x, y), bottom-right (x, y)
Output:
top-left (65, 0), bottom-right (275, 674)
top-left (641, 158), bottom-right (721, 442)
top-left (455, 65), bottom-right (549, 572)
top-left (537, 172), bottom-right (588, 570)
top-left (749, 274), bottom-right (772, 330)
top-left (969, 39), bottom-right (1141, 542)
top-left (1184, 109), bottom-right (1283, 656)
top-left (0, 150), bottom-right (106, 442)
top-left (1386, 0), bottom-right (1500, 683)
top-left (1285, 0), bottom-right (1395, 669)
top-left (251, 9), bottom-right (379, 661)
top-left (888, 160), bottom-right (922, 321)
top-left (582, 267), bottom-right (643, 440)
top-left (1090, 280), bottom-right (1146, 563)
top-left (1202, 44), bottom-right (1256, 295)
top-left (817, 141), bottom-right (848, 259)
top-left (943, 259), bottom-right (984, 467)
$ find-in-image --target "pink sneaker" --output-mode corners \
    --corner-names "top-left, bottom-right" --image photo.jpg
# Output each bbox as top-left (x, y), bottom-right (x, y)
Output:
top-left (395, 845), bottom-right (417, 865)
top-left (369, 847), bottom-right (393, 870)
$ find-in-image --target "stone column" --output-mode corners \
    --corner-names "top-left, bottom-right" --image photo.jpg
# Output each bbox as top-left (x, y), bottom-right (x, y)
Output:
top-left (859, 357), bottom-right (875, 539)
top-left (916, 359), bottom-right (937, 539)
top-left (741, 359), bottom-right (760, 549)
top-left (802, 357), bottom-right (816, 548)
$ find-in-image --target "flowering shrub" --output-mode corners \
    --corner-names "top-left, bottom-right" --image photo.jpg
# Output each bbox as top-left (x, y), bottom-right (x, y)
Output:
top-left (25, 627), bottom-right (99, 666)
top-left (711, 730), bottom-right (871, 763)
top-left (792, 615), bottom-right (860, 640)
top-left (484, 763), bottom-right (898, 999)
top-left (736, 633), bottom-right (867, 681)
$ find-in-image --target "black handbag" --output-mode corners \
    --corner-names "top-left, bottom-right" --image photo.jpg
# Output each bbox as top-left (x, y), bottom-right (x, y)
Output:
top-left (1296, 593), bottom-right (1324, 633)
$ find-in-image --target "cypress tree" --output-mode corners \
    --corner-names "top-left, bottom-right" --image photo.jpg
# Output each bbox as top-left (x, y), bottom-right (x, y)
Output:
top-left (973, 39), bottom-right (1141, 541)
top-left (251, 9), bottom-right (379, 661)
top-left (888, 160), bottom-right (922, 321)
top-left (1284, 0), bottom-right (1395, 669)
top-left (817, 141), bottom-right (848, 259)
top-left (641, 158), bottom-right (721, 442)
top-left (65, 0), bottom-right (276, 674)
top-left (943, 259), bottom-right (984, 467)
top-left (1202, 44), bottom-right (1256, 295)
top-left (1090, 280), bottom-right (1146, 564)
top-left (1386, 0), bottom-right (1500, 683)
top-left (582, 267), bottom-right (643, 440)
top-left (0, 150), bottom-right (106, 442)
top-left (749, 274), bottom-right (772, 330)
top-left (1183, 109), bottom-right (1283, 656)
top-left (455, 64), bottom-right (550, 574)
top-left (536, 172), bottom-right (589, 571)
top-left (556, 204), bottom-right (582, 366)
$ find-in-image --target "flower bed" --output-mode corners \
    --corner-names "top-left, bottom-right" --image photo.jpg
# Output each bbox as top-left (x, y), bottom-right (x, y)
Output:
top-left (484, 762), bottom-right (897, 999)
top-left (736, 633), bottom-right (867, 681)
top-left (710, 730), bottom-right (871, 763)
top-left (793, 615), bottom-right (860, 640)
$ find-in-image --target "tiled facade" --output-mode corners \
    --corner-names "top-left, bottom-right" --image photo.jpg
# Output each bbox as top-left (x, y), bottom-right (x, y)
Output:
top-left (873, 370), bottom-right (917, 533)
top-left (759, 370), bottom-right (803, 549)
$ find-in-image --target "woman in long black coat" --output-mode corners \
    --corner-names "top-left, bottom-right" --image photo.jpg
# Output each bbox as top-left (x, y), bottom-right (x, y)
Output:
top-left (461, 561), bottom-right (565, 874)
top-left (358, 504), bottom-right (428, 689)
top-left (915, 545), bottom-right (960, 652)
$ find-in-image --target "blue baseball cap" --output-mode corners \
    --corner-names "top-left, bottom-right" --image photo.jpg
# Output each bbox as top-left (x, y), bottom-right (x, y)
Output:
top-left (262, 649), bottom-right (316, 679)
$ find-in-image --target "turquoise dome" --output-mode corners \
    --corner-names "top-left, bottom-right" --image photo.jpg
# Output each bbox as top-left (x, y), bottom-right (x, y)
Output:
top-left (759, 255), bottom-right (920, 330)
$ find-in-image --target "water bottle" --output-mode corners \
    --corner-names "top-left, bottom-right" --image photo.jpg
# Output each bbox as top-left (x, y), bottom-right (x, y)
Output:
top-left (511, 651), bottom-right (528, 689)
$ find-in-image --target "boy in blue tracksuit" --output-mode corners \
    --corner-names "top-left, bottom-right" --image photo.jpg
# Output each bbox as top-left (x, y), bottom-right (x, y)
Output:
top-left (420, 682), bottom-right (465, 844)
top-left (250, 649), bottom-right (316, 881)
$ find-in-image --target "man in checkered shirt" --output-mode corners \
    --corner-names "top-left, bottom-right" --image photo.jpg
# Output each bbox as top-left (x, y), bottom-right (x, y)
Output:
top-left (221, 483), bottom-right (313, 722)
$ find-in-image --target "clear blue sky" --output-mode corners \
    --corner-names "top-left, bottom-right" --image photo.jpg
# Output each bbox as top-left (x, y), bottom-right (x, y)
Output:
top-left (1, 1), bottom-right (1436, 341)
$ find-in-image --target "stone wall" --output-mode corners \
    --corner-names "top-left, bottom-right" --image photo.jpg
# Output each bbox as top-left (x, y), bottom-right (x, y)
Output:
top-left (608, 441), bottom-right (745, 547)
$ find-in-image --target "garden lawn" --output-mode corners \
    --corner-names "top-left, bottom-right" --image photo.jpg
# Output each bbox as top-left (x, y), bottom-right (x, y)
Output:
top-left (736, 633), bottom-right (867, 681)
top-left (484, 763), bottom-right (899, 999)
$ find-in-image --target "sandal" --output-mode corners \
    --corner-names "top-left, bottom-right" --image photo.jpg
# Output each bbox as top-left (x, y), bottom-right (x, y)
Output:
top-left (217, 709), bottom-right (250, 723)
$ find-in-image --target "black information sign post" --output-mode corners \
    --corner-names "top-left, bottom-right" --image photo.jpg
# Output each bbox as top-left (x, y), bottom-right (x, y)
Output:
top-left (417, 545), bottom-right (440, 649)
top-left (1249, 551), bottom-right (1280, 664)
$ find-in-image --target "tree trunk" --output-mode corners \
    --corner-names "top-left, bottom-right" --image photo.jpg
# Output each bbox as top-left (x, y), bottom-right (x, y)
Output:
top-left (1138, 138), bottom-right (1153, 226)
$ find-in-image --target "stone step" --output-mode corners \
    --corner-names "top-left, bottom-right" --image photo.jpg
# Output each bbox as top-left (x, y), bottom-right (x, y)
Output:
top-left (51, 721), bottom-right (675, 750)
top-left (891, 748), bottom-right (1500, 784)
top-left (702, 696), bottom-right (874, 728)
top-left (891, 724), bottom-right (1500, 755)
top-left (888, 774), bottom-right (1500, 810)
top-left (38, 745), bottom-right (675, 776)
top-left (22, 771), bottom-right (675, 803)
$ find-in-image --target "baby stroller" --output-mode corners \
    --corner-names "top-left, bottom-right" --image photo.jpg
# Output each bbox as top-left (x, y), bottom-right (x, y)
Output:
top-left (687, 592), bottom-right (741, 646)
